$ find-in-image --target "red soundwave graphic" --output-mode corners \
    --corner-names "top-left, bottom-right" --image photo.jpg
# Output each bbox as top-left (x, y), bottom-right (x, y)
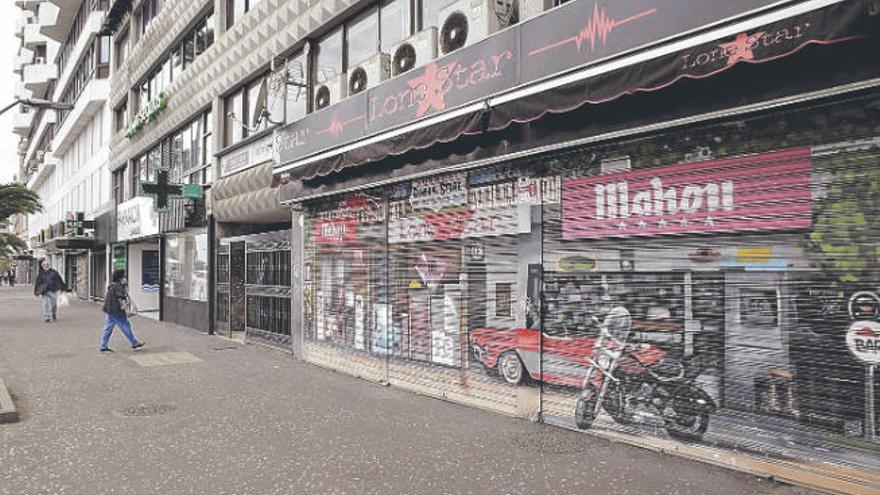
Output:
top-left (529, 2), bottom-right (657, 57)
top-left (315, 114), bottom-right (365, 137)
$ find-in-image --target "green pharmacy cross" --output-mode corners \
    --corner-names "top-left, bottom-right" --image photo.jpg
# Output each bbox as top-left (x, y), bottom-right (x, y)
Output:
top-left (139, 167), bottom-right (203, 212)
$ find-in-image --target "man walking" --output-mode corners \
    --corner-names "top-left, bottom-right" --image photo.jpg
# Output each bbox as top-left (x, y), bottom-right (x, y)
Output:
top-left (34, 259), bottom-right (67, 322)
top-left (100, 269), bottom-right (145, 352)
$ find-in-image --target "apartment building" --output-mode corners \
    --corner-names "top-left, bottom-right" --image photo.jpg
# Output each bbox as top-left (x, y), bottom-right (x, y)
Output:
top-left (14, 0), bottom-right (114, 300)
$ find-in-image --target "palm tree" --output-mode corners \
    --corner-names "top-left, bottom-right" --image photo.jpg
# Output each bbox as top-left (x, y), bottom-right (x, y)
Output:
top-left (0, 183), bottom-right (41, 223)
top-left (0, 182), bottom-right (42, 264)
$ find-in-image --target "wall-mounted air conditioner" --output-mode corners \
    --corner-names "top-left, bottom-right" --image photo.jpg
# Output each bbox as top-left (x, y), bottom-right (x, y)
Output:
top-left (390, 27), bottom-right (438, 76)
top-left (438, 0), bottom-right (514, 56)
top-left (348, 53), bottom-right (390, 95)
top-left (34, 56), bottom-right (45, 65)
top-left (314, 73), bottom-right (347, 110)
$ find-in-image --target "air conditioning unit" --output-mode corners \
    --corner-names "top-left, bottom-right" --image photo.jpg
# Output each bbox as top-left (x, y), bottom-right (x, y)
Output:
top-left (34, 56), bottom-right (45, 65)
top-left (348, 53), bottom-right (390, 95)
top-left (520, 0), bottom-right (564, 21)
top-left (314, 73), bottom-right (347, 111)
top-left (390, 27), bottom-right (438, 76)
top-left (438, 0), bottom-right (514, 56)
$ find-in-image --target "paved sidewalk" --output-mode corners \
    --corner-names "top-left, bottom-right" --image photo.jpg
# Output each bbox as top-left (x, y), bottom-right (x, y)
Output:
top-left (0, 286), bottom-right (815, 495)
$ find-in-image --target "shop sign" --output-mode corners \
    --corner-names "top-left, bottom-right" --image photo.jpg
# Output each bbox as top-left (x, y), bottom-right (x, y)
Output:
top-left (221, 134), bottom-right (274, 177)
top-left (410, 172), bottom-right (468, 212)
top-left (313, 218), bottom-right (357, 245)
top-left (116, 197), bottom-right (159, 242)
top-left (558, 255), bottom-right (598, 272)
top-left (464, 242), bottom-right (484, 262)
top-left (846, 321), bottom-right (880, 365)
top-left (563, 147), bottom-right (813, 239)
top-left (274, 0), bottom-right (782, 167)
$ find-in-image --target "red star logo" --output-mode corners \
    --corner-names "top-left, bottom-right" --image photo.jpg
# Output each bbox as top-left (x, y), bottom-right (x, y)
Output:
top-left (407, 61), bottom-right (460, 118)
top-left (719, 32), bottom-right (766, 67)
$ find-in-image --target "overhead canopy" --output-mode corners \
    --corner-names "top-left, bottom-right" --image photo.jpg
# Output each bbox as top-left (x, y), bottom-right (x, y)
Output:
top-left (278, 0), bottom-right (875, 200)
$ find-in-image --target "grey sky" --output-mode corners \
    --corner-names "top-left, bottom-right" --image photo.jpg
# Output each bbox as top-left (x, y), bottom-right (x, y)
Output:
top-left (1, 1), bottom-right (22, 183)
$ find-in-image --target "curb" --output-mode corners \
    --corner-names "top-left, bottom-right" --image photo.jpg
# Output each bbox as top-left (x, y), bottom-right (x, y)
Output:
top-left (0, 378), bottom-right (19, 424)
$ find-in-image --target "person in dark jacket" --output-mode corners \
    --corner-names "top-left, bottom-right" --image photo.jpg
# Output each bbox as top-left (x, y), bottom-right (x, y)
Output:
top-left (34, 259), bottom-right (67, 322)
top-left (100, 269), bottom-right (145, 352)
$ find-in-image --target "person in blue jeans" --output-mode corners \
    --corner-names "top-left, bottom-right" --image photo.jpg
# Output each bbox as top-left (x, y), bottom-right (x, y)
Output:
top-left (100, 269), bottom-right (145, 352)
top-left (34, 259), bottom-right (68, 322)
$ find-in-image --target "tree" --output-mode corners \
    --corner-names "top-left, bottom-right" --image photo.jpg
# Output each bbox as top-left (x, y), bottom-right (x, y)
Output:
top-left (0, 182), bottom-right (42, 266)
top-left (0, 183), bottom-right (41, 223)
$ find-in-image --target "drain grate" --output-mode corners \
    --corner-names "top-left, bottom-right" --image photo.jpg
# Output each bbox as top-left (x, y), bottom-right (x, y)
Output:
top-left (119, 403), bottom-right (177, 417)
top-left (510, 430), bottom-right (590, 455)
top-left (211, 346), bottom-right (239, 351)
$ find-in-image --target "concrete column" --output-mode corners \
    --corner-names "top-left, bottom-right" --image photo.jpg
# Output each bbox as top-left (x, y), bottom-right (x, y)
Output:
top-left (290, 205), bottom-right (305, 358)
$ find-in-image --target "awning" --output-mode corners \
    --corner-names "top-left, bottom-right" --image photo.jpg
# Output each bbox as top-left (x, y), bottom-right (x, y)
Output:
top-left (278, 0), bottom-right (874, 194)
top-left (211, 163), bottom-right (288, 223)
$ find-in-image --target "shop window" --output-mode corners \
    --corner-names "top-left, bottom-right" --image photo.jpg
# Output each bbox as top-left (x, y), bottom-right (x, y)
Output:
top-left (495, 283), bottom-right (512, 318)
top-left (314, 28), bottom-right (343, 84)
top-left (346, 8), bottom-right (379, 67)
top-left (164, 230), bottom-right (209, 302)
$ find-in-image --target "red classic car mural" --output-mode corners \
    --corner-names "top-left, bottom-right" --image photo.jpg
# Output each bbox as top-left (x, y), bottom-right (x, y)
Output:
top-left (471, 326), bottom-right (666, 387)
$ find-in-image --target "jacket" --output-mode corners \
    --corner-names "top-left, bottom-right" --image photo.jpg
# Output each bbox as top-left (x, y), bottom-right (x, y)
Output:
top-left (102, 282), bottom-right (129, 317)
top-left (34, 269), bottom-right (66, 295)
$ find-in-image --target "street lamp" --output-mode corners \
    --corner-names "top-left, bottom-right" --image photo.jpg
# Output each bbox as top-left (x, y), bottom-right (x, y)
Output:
top-left (0, 98), bottom-right (75, 117)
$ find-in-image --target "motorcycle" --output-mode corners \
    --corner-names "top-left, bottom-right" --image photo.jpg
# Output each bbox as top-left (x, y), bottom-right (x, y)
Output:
top-left (574, 307), bottom-right (716, 441)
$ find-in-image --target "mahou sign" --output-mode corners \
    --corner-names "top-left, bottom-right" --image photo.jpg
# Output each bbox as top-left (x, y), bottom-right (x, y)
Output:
top-left (562, 147), bottom-right (813, 239)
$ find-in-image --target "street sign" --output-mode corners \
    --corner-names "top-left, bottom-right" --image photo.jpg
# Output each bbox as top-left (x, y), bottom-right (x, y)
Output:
top-left (846, 321), bottom-right (880, 365)
top-left (139, 167), bottom-right (203, 212)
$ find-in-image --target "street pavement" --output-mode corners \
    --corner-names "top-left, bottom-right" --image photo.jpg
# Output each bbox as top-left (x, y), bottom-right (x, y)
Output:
top-left (0, 286), bottom-right (817, 495)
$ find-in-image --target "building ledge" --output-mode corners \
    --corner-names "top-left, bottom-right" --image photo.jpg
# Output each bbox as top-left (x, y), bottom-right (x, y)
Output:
top-left (53, 78), bottom-right (109, 156)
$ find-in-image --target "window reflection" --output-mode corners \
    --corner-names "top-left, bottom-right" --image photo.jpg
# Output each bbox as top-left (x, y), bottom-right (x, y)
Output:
top-left (347, 8), bottom-right (379, 66)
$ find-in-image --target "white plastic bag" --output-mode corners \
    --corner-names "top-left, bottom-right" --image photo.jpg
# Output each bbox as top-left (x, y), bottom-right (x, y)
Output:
top-left (57, 292), bottom-right (70, 307)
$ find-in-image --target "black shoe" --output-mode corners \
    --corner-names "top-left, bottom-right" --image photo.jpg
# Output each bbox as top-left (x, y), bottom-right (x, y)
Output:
top-left (100, 348), bottom-right (113, 353)
top-left (132, 342), bottom-right (145, 350)
top-left (52, 313), bottom-right (56, 321)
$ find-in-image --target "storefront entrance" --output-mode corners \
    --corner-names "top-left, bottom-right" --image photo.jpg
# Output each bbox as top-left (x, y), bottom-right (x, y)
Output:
top-left (724, 272), bottom-right (793, 414)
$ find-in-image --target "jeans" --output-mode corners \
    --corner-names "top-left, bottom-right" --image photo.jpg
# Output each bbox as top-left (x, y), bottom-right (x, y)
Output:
top-left (41, 291), bottom-right (57, 321)
top-left (100, 314), bottom-right (140, 349)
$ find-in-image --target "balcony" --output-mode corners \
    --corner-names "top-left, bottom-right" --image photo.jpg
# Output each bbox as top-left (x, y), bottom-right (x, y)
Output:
top-left (13, 48), bottom-right (34, 74)
top-left (23, 23), bottom-right (47, 48)
top-left (26, 151), bottom-right (59, 191)
top-left (23, 60), bottom-right (58, 94)
top-left (12, 110), bottom-right (35, 137)
top-left (14, 80), bottom-right (33, 101)
top-left (38, 2), bottom-right (74, 43)
top-left (53, 78), bottom-right (109, 156)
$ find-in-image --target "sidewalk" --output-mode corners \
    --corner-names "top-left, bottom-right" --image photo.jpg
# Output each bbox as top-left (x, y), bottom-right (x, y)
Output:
top-left (0, 286), bottom-right (814, 495)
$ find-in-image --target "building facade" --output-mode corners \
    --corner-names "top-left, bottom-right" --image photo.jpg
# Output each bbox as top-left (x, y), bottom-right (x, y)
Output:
top-left (14, 0), bottom-right (114, 300)
top-left (11, 0), bottom-right (880, 490)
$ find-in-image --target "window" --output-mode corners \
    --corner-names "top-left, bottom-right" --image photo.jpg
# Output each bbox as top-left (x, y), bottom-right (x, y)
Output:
top-left (224, 89), bottom-right (244, 146)
top-left (226, 0), bottom-right (246, 28)
top-left (346, 8), bottom-right (379, 67)
top-left (115, 29), bottom-right (129, 68)
top-left (495, 283), bottom-right (513, 317)
top-left (247, 78), bottom-right (265, 132)
top-left (314, 28), bottom-right (343, 84)
top-left (420, 0), bottom-right (442, 30)
top-left (285, 52), bottom-right (308, 123)
top-left (165, 230), bottom-right (209, 301)
top-left (380, 0), bottom-right (412, 53)
top-left (115, 102), bottom-right (128, 133)
top-left (140, 0), bottom-right (158, 35)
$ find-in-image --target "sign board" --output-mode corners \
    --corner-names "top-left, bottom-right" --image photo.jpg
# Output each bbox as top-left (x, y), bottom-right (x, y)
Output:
top-left (847, 321), bottom-right (880, 365)
top-left (273, 0), bottom-right (785, 167)
top-left (563, 147), bottom-right (813, 239)
top-left (117, 197), bottom-right (160, 241)
top-left (221, 134), bottom-right (274, 177)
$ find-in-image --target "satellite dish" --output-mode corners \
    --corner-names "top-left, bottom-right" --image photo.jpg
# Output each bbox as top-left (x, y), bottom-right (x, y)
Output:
top-left (251, 78), bottom-right (269, 128)
top-left (440, 11), bottom-right (469, 54)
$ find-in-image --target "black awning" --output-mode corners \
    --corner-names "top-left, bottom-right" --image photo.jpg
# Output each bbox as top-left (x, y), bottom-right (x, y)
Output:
top-left (44, 238), bottom-right (96, 251)
top-left (277, 0), bottom-right (875, 200)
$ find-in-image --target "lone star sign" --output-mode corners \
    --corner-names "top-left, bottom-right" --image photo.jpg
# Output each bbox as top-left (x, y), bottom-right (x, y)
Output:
top-left (139, 167), bottom-right (203, 212)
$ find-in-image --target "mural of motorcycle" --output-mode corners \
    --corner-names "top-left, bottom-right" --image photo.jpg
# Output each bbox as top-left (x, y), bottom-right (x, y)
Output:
top-left (574, 307), bottom-right (717, 441)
